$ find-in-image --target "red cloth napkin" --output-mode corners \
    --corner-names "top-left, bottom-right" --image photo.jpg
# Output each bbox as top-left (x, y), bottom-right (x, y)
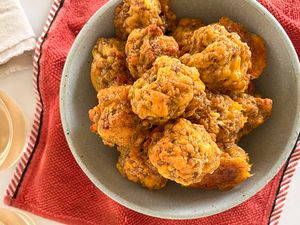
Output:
top-left (4, 0), bottom-right (300, 224)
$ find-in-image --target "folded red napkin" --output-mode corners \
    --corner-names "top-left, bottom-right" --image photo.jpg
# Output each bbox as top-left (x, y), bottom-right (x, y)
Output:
top-left (4, 0), bottom-right (300, 224)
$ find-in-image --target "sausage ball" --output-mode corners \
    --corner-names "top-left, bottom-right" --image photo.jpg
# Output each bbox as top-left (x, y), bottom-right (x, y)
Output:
top-left (190, 143), bottom-right (252, 191)
top-left (125, 25), bottom-right (179, 79)
top-left (172, 18), bottom-right (204, 56)
top-left (187, 92), bottom-right (247, 143)
top-left (91, 38), bottom-right (133, 91)
top-left (219, 17), bottom-right (266, 79)
top-left (232, 93), bottom-right (272, 139)
top-left (129, 56), bottom-right (204, 124)
top-left (148, 118), bottom-right (221, 186)
top-left (117, 146), bottom-right (167, 189)
top-left (180, 24), bottom-right (252, 94)
top-left (114, 0), bottom-right (176, 40)
top-left (89, 85), bottom-right (149, 148)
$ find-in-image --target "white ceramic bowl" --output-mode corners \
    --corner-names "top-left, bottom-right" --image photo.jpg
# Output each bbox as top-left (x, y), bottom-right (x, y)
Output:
top-left (60, 0), bottom-right (300, 219)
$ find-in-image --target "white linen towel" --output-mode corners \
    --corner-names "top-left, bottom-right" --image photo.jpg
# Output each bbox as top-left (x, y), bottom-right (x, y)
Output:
top-left (0, 0), bottom-right (36, 78)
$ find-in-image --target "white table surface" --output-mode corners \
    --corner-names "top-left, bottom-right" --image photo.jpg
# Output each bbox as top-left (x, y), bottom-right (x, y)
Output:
top-left (0, 1), bottom-right (300, 224)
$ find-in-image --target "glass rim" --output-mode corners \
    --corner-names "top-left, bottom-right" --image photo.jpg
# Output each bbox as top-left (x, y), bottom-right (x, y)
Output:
top-left (0, 97), bottom-right (13, 163)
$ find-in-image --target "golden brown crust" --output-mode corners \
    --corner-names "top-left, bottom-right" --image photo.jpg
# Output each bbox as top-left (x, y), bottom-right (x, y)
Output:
top-left (183, 88), bottom-right (207, 119)
top-left (172, 18), bottom-right (204, 56)
top-left (189, 23), bottom-right (229, 54)
top-left (180, 24), bottom-right (252, 94)
top-left (88, 86), bottom-right (149, 148)
top-left (187, 92), bottom-right (247, 143)
top-left (148, 118), bottom-right (221, 186)
top-left (117, 146), bottom-right (167, 189)
top-left (129, 56), bottom-right (203, 124)
top-left (219, 17), bottom-right (266, 79)
top-left (232, 93), bottom-right (273, 138)
top-left (207, 93), bottom-right (247, 143)
top-left (90, 38), bottom-right (133, 91)
top-left (190, 143), bottom-right (252, 191)
top-left (247, 34), bottom-right (266, 79)
top-left (114, 0), bottom-right (176, 40)
top-left (125, 25), bottom-right (179, 79)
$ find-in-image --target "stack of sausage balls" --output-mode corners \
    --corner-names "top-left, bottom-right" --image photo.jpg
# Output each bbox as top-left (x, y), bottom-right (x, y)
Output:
top-left (89, 0), bottom-right (272, 191)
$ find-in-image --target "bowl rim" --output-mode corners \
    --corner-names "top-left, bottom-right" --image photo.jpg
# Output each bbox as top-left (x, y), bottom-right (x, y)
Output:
top-left (60, 0), bottom-right (300, 219)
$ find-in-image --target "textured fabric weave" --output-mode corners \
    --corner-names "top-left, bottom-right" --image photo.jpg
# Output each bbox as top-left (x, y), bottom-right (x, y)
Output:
top-left (4, 0), bottom-right (300, 224)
